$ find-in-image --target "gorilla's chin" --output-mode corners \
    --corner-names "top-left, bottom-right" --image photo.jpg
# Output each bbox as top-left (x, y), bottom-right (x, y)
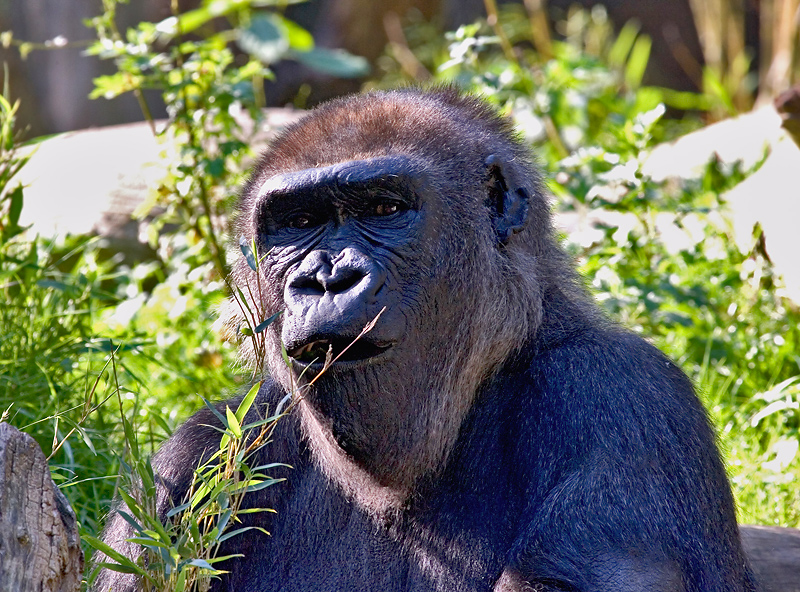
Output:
top-left (297, 397), bottom-right (411, 514)
top-left (291, 349), bottom-right (455, 503)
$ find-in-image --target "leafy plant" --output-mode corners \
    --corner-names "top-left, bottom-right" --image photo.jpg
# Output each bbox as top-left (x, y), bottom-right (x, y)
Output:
top-left (86, 0), bottom-right (368, 281)
top-left (84, 237), bottom-right (384, 590)
top-left (0, 92), bottom-right (27, 245)
top-left (0, 75), bottom-right (131, 538)
top-left (85, 379), bottom-right (290, 592)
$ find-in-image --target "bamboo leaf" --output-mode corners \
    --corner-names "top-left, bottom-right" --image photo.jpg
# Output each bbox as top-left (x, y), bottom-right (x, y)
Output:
top-left (226, 406), bottom-right (242, 438)
top-left (235, 381), bottom-right (260, 424)
top-left (239, 235), bottom-right (258, 271)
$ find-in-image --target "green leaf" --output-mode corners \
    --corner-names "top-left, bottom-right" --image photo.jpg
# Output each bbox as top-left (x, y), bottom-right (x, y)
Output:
top-left (239, 236), bottom-right (257, 271)
top-left (93, 561), bottom-right (146, 575)
top-left (175, 569), bottom-right (187, 592)
top-left (236, 287), bottom-right (253, 315)
top-left (215, 508), bottom-right (233, 539)
top-left (36, 279), bottom-right (73, 293)
top-left (90, 72), bottom-right (142, 100)
top-left (121, 415), bottom-right (139, 460)
top-left (226, 406), bottom-right (242, 438)
top-left (8, 184), bottom-right (23, 226)
top-left (165, 501), bottom-right (191, 518)
top-left (608, 20), bottom-right (640, 68)
top-left (117, 491), bottom-right (162, 536)
top-left (254, 310), bottom-right (281, 333)
top-left (163, 0), bottom-right (247, 38)
top-left (140, 457), bottom-right (156, 497)
top-left (625, 35), bottom-right (651, 89)
top-left (274, 392), bottom-right (293, 416)
top-left (82, 535), bottom-right (147, 576)
top-left (242, 477), bottom-right (283, 493)
top-left (201, 396), bottom-right (229, 429)
top-left (79, 425), bottom-right (97, 455)
top-left (116, 510), bottom-right (144, 535)
top-left (216, 525), bottom-right (264, 544)
top-left (235, 381), bottom-right (260, 424)
top-left (280, 343), bottom-right (291, 368)
top-left (205, 157), bottom-right (225, 178)
top-left (238, 13), bottom-right (289, 65)
top-left (250, 461), bottom-right (292, 472)
top-left (150, 412), bottom-right (173, 438)
top-left (126, 537), bottom-right (170, 549)
top-left (279, 16), bottom-right (313, 51)
top-left (291, 47), bottom-right (370, 79)
top-left (186, 558), bottom-right (216, 570)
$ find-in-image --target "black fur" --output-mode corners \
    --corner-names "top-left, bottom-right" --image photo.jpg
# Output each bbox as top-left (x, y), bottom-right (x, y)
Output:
top-left (94, 89), bottom-right (757, 592)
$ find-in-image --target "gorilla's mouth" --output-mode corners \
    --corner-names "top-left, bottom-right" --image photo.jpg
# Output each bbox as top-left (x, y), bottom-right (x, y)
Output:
top-left (288, 336), bottom-right (392, 365)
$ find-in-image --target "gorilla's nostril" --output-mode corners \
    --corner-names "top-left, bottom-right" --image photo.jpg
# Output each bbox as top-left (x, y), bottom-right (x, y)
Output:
top-left (292, 274), bottom-right (325, 294)
top-left (322, 266), bottom-right (366, 293)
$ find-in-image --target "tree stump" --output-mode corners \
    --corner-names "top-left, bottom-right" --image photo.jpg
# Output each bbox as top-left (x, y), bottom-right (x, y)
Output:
top-left (0, 423), bottom-right (83, 592)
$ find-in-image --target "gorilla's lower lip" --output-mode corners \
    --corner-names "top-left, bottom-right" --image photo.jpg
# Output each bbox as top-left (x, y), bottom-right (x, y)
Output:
top-left (288, 337), bottom-right (392, 365)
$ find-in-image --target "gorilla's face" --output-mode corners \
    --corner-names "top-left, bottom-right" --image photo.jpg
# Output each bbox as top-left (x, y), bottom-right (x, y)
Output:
top-left (254, 156), bottom-right (435, 373)
top-left (252, 155), bottom-right (462, 492)
top-left (236, 90), bottom-right (540, 502)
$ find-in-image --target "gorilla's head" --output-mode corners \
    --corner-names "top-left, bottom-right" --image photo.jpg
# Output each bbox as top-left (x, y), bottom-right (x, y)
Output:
top-left (230, 89), bottom-right (561, 509)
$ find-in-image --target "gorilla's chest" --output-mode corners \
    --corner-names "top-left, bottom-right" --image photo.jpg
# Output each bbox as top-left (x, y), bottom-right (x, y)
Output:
top-left (221, 467), bottom-right (516, 592)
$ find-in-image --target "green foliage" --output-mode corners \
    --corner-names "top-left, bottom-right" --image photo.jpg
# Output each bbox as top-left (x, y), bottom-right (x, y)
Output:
top-left (0, 73), bottom-right (279, 591)
top-left (0, 94), bottom-right (28, 245)
top-left (0, 81), bottom-right (124, 537)
top-left (1, 9), bottom-right (798, 587)
top-left (548, 110), bottom-right (799, 527)
top-left (85, 381), bottom-right (291, 591)
top-left (86, 0), bottom-right (268, 280)
top-left (86, 0), bottom-right (367, 282)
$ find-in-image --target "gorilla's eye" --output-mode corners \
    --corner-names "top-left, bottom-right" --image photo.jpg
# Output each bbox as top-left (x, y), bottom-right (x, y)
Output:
top-left (370, 201), bottom-right (405, 217)
top-left (287, 214), bottom-right (314, 229)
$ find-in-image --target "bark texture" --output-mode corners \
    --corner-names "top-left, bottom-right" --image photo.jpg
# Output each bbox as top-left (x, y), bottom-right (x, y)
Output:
top-left (0, 423), bottom-right (83, 592)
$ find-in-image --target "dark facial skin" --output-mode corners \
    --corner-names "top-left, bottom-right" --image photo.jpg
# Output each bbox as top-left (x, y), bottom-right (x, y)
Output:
top-left (252, 152), bottom-right (471, 488)
top-left (254, 156), bottom-right (430, 368)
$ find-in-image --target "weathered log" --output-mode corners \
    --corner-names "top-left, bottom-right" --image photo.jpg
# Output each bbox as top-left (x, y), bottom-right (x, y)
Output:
top-left (741, 524), bottom-right (800, 591)
top-left (0, 423), bottom-right (83, 592)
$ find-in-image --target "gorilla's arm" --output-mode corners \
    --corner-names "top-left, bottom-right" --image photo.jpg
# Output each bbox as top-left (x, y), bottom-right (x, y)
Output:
top-left (500, 330), bottom-right (748, 592)
top-left (91, 402), bottom-right (225, 592)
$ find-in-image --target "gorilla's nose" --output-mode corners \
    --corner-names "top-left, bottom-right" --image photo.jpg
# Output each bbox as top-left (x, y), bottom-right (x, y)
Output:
top-left (317, 252), bottom-right (367, 294)
top-left (284, 248), bottom-right (385, 320)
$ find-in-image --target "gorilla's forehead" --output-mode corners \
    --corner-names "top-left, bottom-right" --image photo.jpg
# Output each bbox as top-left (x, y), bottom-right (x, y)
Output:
top-left (255, 155), bottom-right (428, 203)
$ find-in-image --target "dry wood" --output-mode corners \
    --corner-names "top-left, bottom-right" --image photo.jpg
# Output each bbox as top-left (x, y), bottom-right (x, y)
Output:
top-left (0, 423), bottom-right (83, 592)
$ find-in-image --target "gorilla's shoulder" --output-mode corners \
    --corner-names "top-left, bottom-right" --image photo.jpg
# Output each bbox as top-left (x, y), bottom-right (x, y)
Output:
top-left (526, 326), bottom-right (697, 410)
top-left (510, 327), bottom-right (713, 476)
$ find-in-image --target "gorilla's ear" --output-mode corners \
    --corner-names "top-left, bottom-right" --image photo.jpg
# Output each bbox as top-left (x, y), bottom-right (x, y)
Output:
top-left (485, 154), bottom-right (530, 245)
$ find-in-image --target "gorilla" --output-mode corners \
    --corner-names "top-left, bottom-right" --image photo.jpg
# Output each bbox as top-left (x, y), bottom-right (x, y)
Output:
top-left (94, 88), bottom-right (757, 592)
